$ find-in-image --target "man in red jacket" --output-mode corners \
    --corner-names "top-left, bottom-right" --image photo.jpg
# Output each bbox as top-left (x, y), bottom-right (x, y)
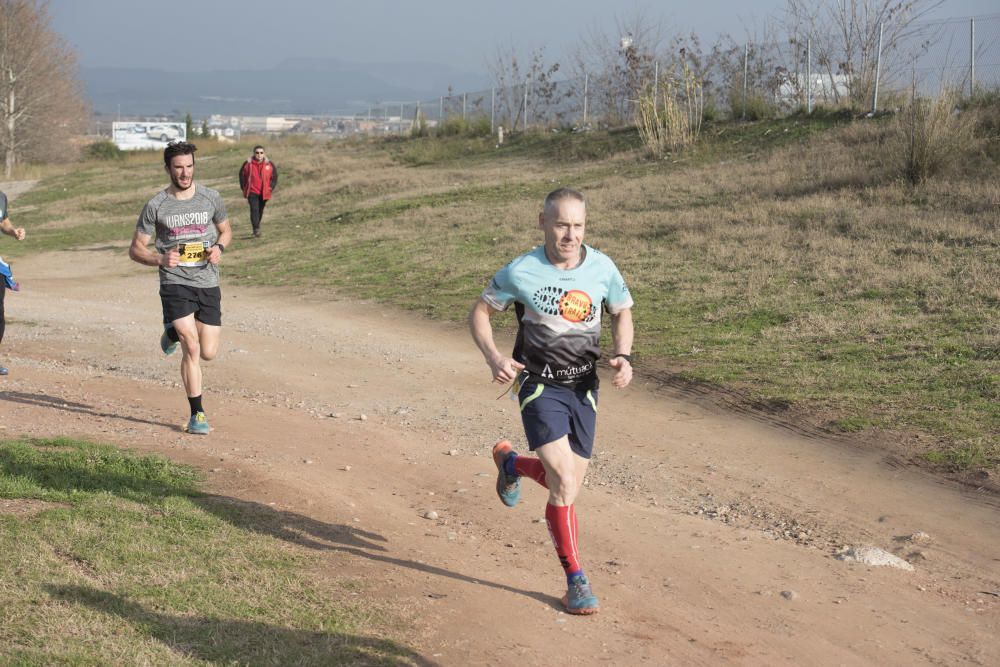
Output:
top-left (238, 145), bottom-right (278, 238)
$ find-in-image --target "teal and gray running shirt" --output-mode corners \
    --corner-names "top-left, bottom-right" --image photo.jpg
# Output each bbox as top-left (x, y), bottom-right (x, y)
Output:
top-left (136, 184), bottom-right (227, 288)
top-left (481, 244), bottom-right (633, 389)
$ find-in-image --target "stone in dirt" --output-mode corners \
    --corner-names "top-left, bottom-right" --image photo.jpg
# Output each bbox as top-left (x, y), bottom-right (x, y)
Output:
top-left (836, 546), bottom-right (914, 571)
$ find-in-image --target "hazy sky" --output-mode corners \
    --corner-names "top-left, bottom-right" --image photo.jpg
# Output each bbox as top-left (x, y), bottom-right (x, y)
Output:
top-left (50, 0), bottom-right (997, 74)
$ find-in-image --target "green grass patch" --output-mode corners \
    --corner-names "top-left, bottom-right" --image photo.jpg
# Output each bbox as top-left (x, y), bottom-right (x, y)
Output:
top-left (0, 438), bottom-right (421, 666)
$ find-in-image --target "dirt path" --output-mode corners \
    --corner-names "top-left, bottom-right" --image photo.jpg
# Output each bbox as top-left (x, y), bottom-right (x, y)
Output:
top-left (1, 246), bottom-right (997, 666)
top-left (0, 180), bottom-right (39, 202)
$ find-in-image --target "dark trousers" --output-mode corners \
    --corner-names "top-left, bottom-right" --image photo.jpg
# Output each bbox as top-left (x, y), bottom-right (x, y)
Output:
top-left (248, 194), bottom-right (268, 232)
top-left (0, 285), bottom-right (5, 344)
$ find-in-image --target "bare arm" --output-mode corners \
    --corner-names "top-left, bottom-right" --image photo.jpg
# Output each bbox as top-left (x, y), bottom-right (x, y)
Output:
top-left (608, 308), bottom-right (634, 389)
top-left (129, 230), bottom-right (176, 268)
top-left (468, 297), bottom-right (524, 384)
top-left (0, 217), bottom-right (25, 241)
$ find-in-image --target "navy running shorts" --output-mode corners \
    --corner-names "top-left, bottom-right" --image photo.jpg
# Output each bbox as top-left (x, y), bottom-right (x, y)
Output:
top-left (517, 378), bottom-right (598, 459)
top-left (160, 283), bottom-right (222, 327)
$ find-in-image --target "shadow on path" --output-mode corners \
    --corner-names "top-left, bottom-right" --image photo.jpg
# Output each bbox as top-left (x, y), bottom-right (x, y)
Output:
top-left (0, 390), bottom-right (180, 431)
top-left (196, 495), bottom-right (561, 610)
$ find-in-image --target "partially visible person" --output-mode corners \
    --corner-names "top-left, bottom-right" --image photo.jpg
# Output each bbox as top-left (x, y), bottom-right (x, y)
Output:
top-left (238, 145), bottom-right (277, 238)
top-left (0, 190), bottom-right (26, 376)
top-left (130, 141), bottom-right (232, 435)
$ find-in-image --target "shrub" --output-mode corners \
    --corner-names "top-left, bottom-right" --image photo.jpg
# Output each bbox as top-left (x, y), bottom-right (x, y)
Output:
top-left (85, 140), bottom-right (123, 161)
top-left (434, 116), bottom-right (492, 138)
top-left (411, 110), bottom-right (429, 138)
top-left (702, 95), bottom-right (720, 123)
top-left (634, 65), bottom-right (704, 157)
top-left (740, 92), bottom-right (775, 121)
top-left (892, 88), bottom-right (979, 185)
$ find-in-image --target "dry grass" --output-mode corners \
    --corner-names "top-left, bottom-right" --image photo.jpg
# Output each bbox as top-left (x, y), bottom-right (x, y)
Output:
top-left (11, 115), bottom-right (1000, 469)
top-left (635, 68), bottom-right (704, 157)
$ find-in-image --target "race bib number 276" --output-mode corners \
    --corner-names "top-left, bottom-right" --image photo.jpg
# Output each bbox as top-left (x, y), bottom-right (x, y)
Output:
top-left (177, 242), bottom-right (208, 267)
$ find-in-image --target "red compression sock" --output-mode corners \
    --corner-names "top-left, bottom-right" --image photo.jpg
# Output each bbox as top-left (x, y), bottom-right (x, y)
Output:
top-left (545, 503), bottom-right (581, 574)
top-left (514, 456), bottom-right (548, 488)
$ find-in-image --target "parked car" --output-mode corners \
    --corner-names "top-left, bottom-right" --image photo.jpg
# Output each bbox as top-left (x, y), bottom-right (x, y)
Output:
top-left (147, 125), bottom-right (181, 142)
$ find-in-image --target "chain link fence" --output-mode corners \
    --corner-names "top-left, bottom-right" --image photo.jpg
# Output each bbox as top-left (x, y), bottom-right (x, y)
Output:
top-left (353, 13), bottom-right (1000, 135)
top-left (895, 14), bottom-right (1000, 97)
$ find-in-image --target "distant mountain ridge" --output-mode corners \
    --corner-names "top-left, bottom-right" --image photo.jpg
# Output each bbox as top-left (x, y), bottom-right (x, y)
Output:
top-left (83, 58), bottom-right (490, 117)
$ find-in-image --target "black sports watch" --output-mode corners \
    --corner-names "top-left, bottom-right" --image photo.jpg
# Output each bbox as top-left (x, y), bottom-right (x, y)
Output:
top-left (612, 353), bottom-right (632, 364)
top-left (213, 243), bottom-right (225, 253)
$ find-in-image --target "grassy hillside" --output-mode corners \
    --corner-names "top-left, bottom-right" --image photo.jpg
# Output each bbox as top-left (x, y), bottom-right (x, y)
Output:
top-left (6, 106), bottom-right (998, 471)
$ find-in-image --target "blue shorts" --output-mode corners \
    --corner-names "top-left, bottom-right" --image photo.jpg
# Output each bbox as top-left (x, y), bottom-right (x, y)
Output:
top-left (517, 378), bottom-right (598, 459)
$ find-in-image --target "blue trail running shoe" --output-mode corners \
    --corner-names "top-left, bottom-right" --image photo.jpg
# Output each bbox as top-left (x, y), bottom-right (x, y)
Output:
top-left (160, 325), bottom-right (179, 355)
top-left (491, 440), bottom-right (521, 507)
top-left (562, 574), bottom-right (600, 615)
top-left (185, 411), bottom-right (210, 435)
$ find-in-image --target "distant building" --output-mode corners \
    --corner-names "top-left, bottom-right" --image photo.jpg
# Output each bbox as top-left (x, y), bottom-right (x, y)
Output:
top-left (775, 71), bottom-right (851, 108)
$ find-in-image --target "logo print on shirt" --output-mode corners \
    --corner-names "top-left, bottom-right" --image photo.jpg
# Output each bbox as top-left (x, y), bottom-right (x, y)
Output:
top-left (532, 286), bottom-right (597, 323)
top-left (558, 290), bottom-right (593, 323)
top-left (541, 364), bottom-right (554, 379)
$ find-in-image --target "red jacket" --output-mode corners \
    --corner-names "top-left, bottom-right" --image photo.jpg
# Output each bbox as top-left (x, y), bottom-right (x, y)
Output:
top-left (239, 158), bottom-right (278, 200)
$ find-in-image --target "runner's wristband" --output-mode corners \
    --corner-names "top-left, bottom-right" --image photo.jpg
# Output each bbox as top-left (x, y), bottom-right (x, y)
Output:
top-left (213, 243), bottom-right (225, 253)
top-left (612, 353), bottom-right (632, 364)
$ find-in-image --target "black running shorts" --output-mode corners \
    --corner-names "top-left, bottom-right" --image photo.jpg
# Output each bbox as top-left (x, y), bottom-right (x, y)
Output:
top-left (517, 378), bottom-right (598, 459)
top-left (159, 283), bottom-right (222, 326)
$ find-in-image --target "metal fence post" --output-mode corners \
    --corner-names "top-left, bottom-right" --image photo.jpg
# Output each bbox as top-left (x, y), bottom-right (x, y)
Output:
top-left (653, 60), bottom-right (659, 113)
top-left (439, 96), bottom-right (444, 121)
top-left (871, 21), bottom-right (884, 115)
top-left (742, 43), bottom-right (749, 120)
top-left (970, 17), bottom-right (976, 96)
top-left (523, 77), bottom-right (529, 131)
top-left (806, 38), bottom-right (812, 114)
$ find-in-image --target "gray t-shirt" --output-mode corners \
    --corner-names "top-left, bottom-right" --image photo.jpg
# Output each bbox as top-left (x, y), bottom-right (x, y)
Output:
top-left (0, 191), bottom-right (8, 221)
top-left (136, 184), bottom-right (227, 287)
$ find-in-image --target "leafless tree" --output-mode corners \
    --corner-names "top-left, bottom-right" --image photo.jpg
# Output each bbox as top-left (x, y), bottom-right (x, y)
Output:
top-left (0, 0), bottom-right (87, 176)
top-left (781, 0), bottom-right (943, 109)
top-left (488, 43), bottom-right (565, 131)
top-left (569, 9), bottom-right (668, 126)
top-left (709, 24), bottom-right (790, 116)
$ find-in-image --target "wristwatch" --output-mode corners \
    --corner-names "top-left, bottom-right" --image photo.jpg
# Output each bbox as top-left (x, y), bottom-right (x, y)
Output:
top-left (612, 353), bottom-right (632, 363)
top-left (213, 243), bottom-right (225, 253)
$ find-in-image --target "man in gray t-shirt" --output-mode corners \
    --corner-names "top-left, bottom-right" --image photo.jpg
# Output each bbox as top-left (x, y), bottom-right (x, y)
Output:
top-left (129, 141), bottom-right (232, 435)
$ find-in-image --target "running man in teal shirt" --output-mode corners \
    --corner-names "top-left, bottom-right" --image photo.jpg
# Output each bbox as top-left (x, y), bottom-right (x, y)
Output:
top-left (469, 187), bottom-right (634, 615)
